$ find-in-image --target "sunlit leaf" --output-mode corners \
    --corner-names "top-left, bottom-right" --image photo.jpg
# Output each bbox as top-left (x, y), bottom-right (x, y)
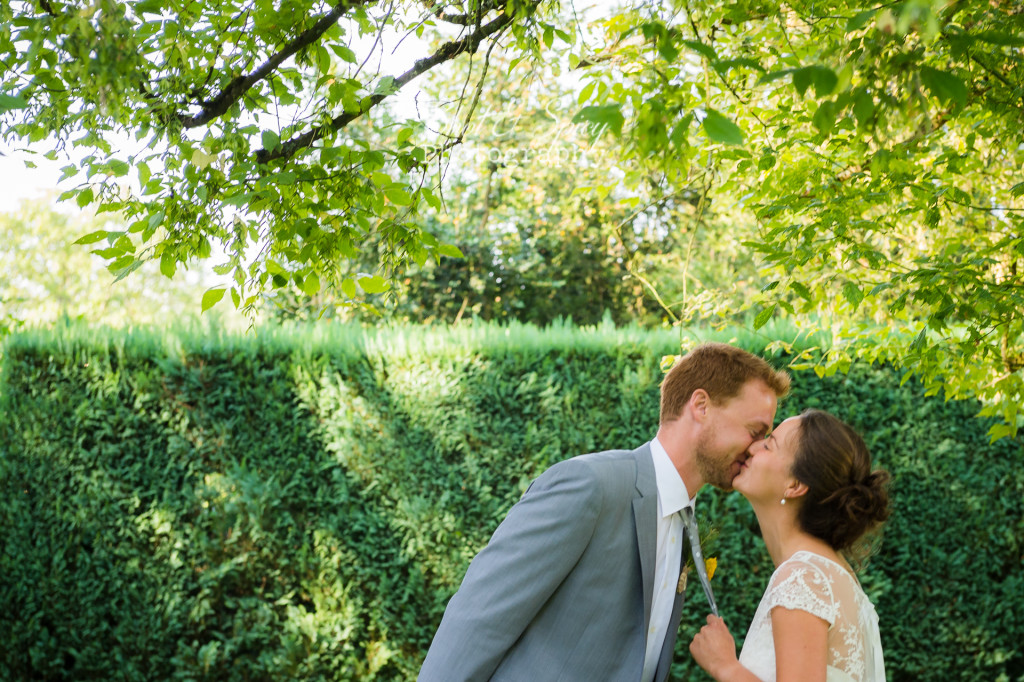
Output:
top-left (160, 252), bottom-right (176, 278)
top-left (702, 109), bottom-right (744, 145)
top-left (753, 304), bottom-right (776, 329)
top-left (74, 230), bottom-right (111, 245)
top-left (201, 288), bottom-right (227, 312)
top-left (572, 104), bottom-right (625, 137)
top-left (437, 244), bottom-right (464, 258)
top-left (0, 93), bottom-right (28, 112)
top-left (261, 130), bottom-right (280, 152)
top-left (358, 275), bottom-right (389, 294)
top-left (300, 272), bottom-right (321, 296)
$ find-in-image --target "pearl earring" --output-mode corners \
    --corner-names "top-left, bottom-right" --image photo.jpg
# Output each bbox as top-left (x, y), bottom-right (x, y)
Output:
top-left (780, 497), bottom-right (787, 505)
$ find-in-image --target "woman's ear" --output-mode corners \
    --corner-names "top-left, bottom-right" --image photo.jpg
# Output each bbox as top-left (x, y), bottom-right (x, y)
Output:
top-left (786, 480), bottom-right (809, 500)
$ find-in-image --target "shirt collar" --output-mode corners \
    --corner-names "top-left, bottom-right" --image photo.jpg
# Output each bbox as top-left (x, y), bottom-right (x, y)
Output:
top-left (651, 436), bottom-right (692, 518)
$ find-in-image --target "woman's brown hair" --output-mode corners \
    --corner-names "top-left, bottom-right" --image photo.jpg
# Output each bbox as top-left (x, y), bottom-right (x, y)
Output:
top-left (792, 409), bottom-right (891, 555)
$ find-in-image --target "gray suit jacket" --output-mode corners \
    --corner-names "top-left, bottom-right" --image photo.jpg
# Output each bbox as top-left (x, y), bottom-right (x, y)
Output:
top-left (418, 443), bottom-right (689, 682)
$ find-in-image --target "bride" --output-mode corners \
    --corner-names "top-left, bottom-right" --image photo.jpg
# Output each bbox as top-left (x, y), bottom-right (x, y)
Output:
top-left (689, 409), bottom-right (889, 682)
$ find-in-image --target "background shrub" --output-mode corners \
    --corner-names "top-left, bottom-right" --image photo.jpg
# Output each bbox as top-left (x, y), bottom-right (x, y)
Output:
top-left (0, 323), bottom-right (1020, 681)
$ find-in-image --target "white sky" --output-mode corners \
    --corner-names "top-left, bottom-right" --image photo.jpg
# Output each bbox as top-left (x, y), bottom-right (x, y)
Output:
top-left (0, 146), bottom-right (69, 212)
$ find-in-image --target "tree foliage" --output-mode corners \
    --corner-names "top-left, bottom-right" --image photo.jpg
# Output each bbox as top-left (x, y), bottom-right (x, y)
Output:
top-left (570, 0), bottom-right (1024, 437)
top-left (2, 0), bottom-right (1023, 435)
top-left (264, 51), bottom-right (759, 326)
top-left (1, 0), bottom-right (555, 312)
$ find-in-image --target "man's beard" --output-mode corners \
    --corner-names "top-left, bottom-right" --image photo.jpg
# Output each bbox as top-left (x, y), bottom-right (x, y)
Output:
top-left (695, 424), bottom-right (738, 491)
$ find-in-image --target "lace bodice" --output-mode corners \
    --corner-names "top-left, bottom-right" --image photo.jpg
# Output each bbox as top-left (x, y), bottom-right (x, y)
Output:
top-left (737, 551), bottom-right (885, 682)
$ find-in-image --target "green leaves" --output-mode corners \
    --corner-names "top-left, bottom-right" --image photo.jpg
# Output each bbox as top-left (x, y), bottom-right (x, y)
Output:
top-left (842, 282), bottom-right (864, 310)
top-left (201, 287), bottom-right (226, 312)
top-left (789, 280), bottom-right (813, 303)
top-left (160, 251), bottom-right (177, 278)
top-left (812, 100), bottom-right (837, 134)
top-left (753, 303), bottom-right (776, 329)
top-left (192, 149), bottom-right (218, 169)
top-left (384, 187), bottom-right (412, 206)
top-left (919, 66), bottom-right (968, 109)
top-left (846, 9), bottom-right (877, 32)
top-left (2, 325), bottom-right (1022, 682)
top-left (261, 130), bottom-right (281, 153)
top-left (358, 274), bottom-right (389, 294)
top-left (0, 93), bottom-right (28, 112)
top-left (588, 0), bottom-right (1024, 437)
top-left (572, 104), bottom-right (625, 137)
top-left (680, 39), bottom-right (717, 61)
top-left (436, 243), bottom-right (463, 259)
top-left (971, 30), bottom-right (1024, 47)
top-left (792, 66), bottom-right (838, 98)
top-left (76, 187), bottom-right (94, 208)
top-left (2, 0), bottom-right (1022, 439)
top-left (701, 109), bottom-right (743, 145)
top-left (74, 230), bottom-right (113, 246)
top-left (296, 271), bottom-right (320, 296)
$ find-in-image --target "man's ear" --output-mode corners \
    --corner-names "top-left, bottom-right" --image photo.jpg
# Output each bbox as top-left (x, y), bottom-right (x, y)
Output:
top-left (689, 389), bottom-right (710, 422)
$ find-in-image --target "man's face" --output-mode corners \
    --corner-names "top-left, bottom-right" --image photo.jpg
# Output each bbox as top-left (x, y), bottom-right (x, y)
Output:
top-left (695, 379), bottom-right (779, 491)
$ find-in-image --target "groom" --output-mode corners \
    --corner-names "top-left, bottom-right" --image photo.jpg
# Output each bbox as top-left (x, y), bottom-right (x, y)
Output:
top-left (418, 343), bottom-right (790, 682)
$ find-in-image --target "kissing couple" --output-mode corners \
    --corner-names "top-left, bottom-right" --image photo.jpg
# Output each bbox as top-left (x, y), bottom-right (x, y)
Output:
top-left (419, 342), bottom-right (889, 682)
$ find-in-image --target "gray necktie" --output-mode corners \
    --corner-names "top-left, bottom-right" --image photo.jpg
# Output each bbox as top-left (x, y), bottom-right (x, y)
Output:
top-left (680, 505), bottom-right (719, 617)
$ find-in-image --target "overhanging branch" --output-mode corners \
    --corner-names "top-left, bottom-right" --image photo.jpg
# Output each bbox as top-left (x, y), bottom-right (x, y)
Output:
top-left (180, 0), bottom-right (375, 129)
top-left (255, 8), bottom-right (514, 164)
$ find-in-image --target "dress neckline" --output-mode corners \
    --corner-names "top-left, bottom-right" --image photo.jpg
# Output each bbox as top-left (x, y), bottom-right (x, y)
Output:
top-left (783, 550), bottom-right (862, 589)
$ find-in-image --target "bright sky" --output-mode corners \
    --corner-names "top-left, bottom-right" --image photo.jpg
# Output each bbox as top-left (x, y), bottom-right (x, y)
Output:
top-left (0, 145), bottom-right (68, 213)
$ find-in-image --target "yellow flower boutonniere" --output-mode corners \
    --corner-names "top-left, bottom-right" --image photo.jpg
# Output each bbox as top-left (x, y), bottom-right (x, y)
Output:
top-left (678, 518), bottom-right (719, 595)
top-left (677, 556), bottom-right (717, 593)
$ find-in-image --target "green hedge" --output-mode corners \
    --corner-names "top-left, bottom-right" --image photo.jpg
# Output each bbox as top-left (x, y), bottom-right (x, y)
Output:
top-left (0, 323), bottom-right (1021, 681)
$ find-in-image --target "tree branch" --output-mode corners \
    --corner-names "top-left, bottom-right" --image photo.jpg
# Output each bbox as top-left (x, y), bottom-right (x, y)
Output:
top-left (180, 0), bottom-right (375, 129)
top-left (255, 7), bottom-right (514, 164)
top-left (421, 0), bottom-right (500, 25)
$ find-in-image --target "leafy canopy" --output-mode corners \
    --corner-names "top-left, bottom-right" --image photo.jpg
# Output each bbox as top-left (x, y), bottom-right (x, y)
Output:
top-left (569, 0), bottom-right (1024, 438)
top-left (1, 0), bottom-right (557, 311)
top-left (2, 0), bottom-right (1023, 437)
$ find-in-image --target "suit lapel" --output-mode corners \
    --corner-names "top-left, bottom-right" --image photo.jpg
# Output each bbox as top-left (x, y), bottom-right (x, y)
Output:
top-left (632, 443), bottom-right (658, 634)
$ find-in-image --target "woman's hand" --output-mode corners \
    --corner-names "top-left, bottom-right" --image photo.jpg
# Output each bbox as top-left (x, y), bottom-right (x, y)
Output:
top-left (690, 615), bottom-right (742, 680)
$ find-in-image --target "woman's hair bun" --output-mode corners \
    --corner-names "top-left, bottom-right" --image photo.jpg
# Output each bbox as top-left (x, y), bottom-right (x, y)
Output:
top-left (824, 470), bottom-right (891, 530)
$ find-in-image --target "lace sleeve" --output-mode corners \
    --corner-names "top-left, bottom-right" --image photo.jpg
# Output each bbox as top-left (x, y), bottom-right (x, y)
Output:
top-left (765, 559), bottom-right (839, 626)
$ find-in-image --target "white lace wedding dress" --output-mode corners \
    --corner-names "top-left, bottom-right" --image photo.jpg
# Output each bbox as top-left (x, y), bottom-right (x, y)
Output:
top-left (737, 551), bottom-right (885, 682)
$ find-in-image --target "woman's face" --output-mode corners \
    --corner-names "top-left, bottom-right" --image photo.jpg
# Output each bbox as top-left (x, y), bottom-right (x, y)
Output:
top-left (733, 415), bottom-right (802, 503)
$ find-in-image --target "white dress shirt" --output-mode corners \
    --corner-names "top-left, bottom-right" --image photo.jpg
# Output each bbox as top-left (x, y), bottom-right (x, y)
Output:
top-left (641, 437), bottom-right (692, 682)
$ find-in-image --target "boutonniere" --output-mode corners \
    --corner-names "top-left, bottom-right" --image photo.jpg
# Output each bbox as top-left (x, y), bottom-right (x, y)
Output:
top-left (677, 520), bottom-right (719, 594)
top-left (677, 557), bottom-right (718, 593)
